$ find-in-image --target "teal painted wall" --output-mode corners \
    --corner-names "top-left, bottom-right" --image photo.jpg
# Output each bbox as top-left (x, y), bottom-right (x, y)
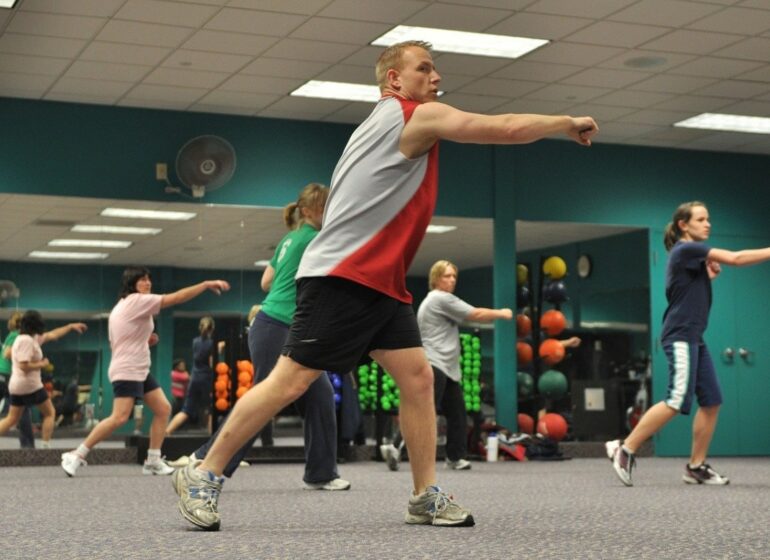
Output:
top-left (2, 97), bottom-right (770, 451)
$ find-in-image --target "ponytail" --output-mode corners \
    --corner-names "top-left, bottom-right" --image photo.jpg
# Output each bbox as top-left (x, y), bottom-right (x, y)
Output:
top-left (664, 200), bottom-right (706, 252)
top-left (282, 183), bottom-right (330, 230)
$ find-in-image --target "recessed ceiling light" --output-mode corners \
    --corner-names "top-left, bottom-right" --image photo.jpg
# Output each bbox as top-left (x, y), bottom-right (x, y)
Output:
top-left (372, 26), bottom-right (549, 59)
top-left (48, 239), bottom-right (132, 249)
top-left (427, 225), bottom-right (457, 234)
top-left (101, 208), bottom-right (196, 221)
top-left (674, 113), bottom-right (770, 134)
top-left (72, 225), bottom-right (162, 235)
top-left (0, 1), bottom-right (19, 8)
top-left (29, 251), bottom-right (109, 260)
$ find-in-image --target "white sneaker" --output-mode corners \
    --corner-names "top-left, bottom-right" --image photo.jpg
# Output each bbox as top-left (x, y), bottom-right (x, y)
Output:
top-left (303, 478), bottom-right (351, 491)
top-left (238, 460), bottom-right (250, 467)
top-left (380, 443), bottom-right (400, 471)
top-left (143, 458), bottom-right (175, 475)
top-left (167, 453), bottom-right (196, 468)
top-left (61, 451), bottom-right (87, 477)
top-left (446, 458), bottom-right (472, 470)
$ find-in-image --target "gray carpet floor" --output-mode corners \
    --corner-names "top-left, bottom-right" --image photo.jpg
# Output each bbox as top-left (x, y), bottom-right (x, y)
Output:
top-left (3, 457), bottom-right (768, 559)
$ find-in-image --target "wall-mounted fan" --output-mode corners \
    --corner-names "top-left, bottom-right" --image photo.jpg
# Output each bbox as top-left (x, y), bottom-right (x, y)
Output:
top-left (0, 280), bottom-right (20, 302)
top-left (160, 135), bottom-right (236, 198)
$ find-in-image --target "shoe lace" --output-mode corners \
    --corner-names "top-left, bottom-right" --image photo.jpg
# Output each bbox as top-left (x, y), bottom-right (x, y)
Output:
top-left (427, 490), bottom-right (455, 523)
top-left (190, 477), bottom-right (222, 511)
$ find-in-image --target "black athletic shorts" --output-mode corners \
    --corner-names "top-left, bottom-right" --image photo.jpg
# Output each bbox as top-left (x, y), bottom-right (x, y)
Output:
top-left (282, 276), bottom-right (422, 373)
top-left (112, 374), bottom-right (160, 399)
top-left (10, 387), bottom-right (48, 406)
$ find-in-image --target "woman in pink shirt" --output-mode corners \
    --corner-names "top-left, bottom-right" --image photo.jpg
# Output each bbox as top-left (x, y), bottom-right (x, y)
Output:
top-left (61, 266), bottom-right (229, 477)
top-left (0, 310), bottom-right (86, 447)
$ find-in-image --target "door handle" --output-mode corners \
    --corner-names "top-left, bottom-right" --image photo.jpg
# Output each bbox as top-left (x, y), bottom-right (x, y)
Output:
top-left (722, 347), bottom-right (734, 362)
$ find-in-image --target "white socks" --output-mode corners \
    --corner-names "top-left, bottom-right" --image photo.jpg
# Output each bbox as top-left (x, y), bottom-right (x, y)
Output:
top-left (146, 448), bottom-right (162, 463)
top-left (76, 444), bottom-right (90, 458)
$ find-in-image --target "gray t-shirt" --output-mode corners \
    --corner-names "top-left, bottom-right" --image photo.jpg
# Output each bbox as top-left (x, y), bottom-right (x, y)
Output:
top-left (417, 290), bottom-right (474, 382)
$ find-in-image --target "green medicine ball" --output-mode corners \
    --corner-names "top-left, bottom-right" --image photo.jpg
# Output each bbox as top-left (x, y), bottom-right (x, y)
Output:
top-left (538, 369), bottom-right (568, 399)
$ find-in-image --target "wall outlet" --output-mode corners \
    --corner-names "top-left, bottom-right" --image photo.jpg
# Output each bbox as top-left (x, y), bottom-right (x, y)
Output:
top-left (156, 163), bottom-right (168, 181)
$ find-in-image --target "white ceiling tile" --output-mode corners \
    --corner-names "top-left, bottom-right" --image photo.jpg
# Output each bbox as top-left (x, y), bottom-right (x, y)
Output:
top-left (526, 43), bottom-right (624, 66)
top-left (458, 77), bottom-right (543, 97)
top-left (181, 30), bottom-right (278, 56)
top-left (314, 64), bottom-right (377, 84)
top-left (560, 68), bottom-right (649, 89)
top-left (653, 95), bottom-right (733, 112)
top-left (219, 74), bottom-right (304, 94)
top-left (436, 72), bottom-right (476, 92)
top-left (322, 101), bottom-right (377, 123)
top-left (632, 74), bottom-right (718, 94)
top-left (563, 21), bottom-right (670, 49)
top-left (65, 60), bottom-right (151, 81)
top-left (616, 108), bottom-right (694, 125)
top-left (637, 127), bottom-right (712, 143)
top-left (165, 0), bottom-right (228, 4)
top-left (114, 0), bottom-right (219, 28)
top-left (340, 45), bottom-right (383, 67)
top-left (443, 0), bottom-right (533, 8)
top-left (562, 103), bottom-right (637, 121)
top-left (227, 0), bottom-right (329, 15)
top-left (681, 131), bottom-right (755, 150)
top-left (590, 89), bottom-right (674, 108)
top-left (609, 0), bottom-right (722, 27)
top-left (260, 38), bottom-right (359, 63)
top-left (289, 17), bottom-right (391, 45)
top-left (593, 121), bottom-right (663, 138)
top-left (0, 33), bottom-right (87, 58)
top-left (598, 50), bottom-right (696, 73)
top-left (0, 54), bottom-right (70, 76)
top-left (7, 12), bottom-right (107, 40)
top-left (80, 41), bottom-right (172, 66)
top-left (143, 67), bottom-right (230, 88)
top-left (318, 0), bottom-right (428, 23)
top-left (432, 53), bottom-right (512, 77)
top-left (758, 91), bottom-right (770, 101)
top-left (718, 99), bottom-right (770, 116)
top-left (205, 8), bottom-right (307, 36)
top-left (491, 60), bottom-right (581, 82)
top-left (240, 57), bottom-right (330, 79)
top-left (49, 77), bottom-right (133, 96)
top-left (122, 83), bottom-right (207, 103)
top-left (736, 64), bottom-right (770, 82)
top-left (692, 80), bottom-right (769, 99)
top-left (668, 56), bottom-right (765, 78)
top-left (96, 20), bottom-right (193, 48)
top-left (738, 0), bottom-right (770, 8)
top-left (687, 7), bottom-right (770, 34)
top-left (493, 98), bottom-right (573, 115)
top-left (0, 72), bottom-right (56, 93)
top-left (21, 0), bottom-right (124, 17)
top-left (259, 95), bottom-right (347, 116)
top-left (525, 0), bottom-right (638, 18)
top-left (162, 49), bottom-right (252, 73)
top-left (195, 89), bottom-right (279, 110)
top-left (712, 37), bottom-right (770, 62)
top-left (405, 3), bottom-right (513, 31)
top-left (640, 30), bottom-right (744, 55)
top-left (487, 13), bottom-right (594, 40)
top-left (523, 83), bottom-right (612, 103)
top-left (433, 92), bottom-right (508, 112)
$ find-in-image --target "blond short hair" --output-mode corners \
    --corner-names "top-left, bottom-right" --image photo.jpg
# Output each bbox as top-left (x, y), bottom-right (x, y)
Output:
top-left (375, 40), bottom-right (433, 90)
top-left (428, 260), bottom-right (457, 290)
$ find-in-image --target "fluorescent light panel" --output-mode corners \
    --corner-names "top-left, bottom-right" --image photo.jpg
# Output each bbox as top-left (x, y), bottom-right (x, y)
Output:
top-left (426, 225), bottom-right (457, 234)
top-left (101, 208), bottom-right (196, 221)
top-left (29, 251), bottom-right (109, 260)
top-left (291, 81), bottom-right (382, 103)
top-left (254, 260), bottom-right (270, 268)
top-left (674, 113), bottom-right (770, 134)
top-left (72, 225), bottom-right (162, 235)
top-left (372, 26), bottom-right (549, 59)
top-left (0, 0), bottom-right (19, 8)
top-left (48, 239), bottom-right (132, 249)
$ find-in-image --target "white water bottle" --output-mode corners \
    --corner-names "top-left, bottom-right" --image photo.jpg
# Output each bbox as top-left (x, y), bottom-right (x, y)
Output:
top-left (486, 433), bottom-right (499, 462)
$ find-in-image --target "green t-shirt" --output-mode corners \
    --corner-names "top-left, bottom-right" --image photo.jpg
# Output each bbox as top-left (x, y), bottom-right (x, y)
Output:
top-left (0, 330), bottom-right (19, 376)
top-left (260, 223), bottom-right (319, 325)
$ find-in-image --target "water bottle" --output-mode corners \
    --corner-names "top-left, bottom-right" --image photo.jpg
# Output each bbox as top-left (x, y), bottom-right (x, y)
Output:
top-left (486, 432), bottom-right (499, 462)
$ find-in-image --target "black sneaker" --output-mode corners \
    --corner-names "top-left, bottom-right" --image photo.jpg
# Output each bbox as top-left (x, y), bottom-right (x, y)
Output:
top-left (605, 439), bottom-right (635, 486)
top-left (683, 463), bottom-right (729, 485)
